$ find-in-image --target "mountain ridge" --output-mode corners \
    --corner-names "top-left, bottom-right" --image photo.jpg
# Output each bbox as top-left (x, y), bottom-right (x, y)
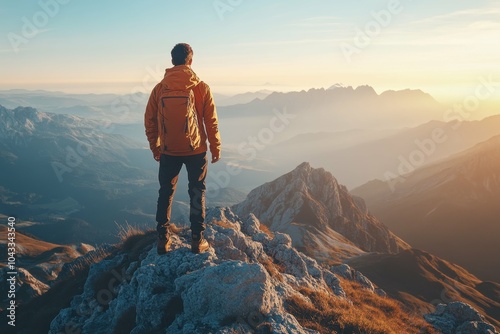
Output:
top-left (347, 248), bottom-right (500, 328)
top-left (352, 134), bottom-right (500, 282)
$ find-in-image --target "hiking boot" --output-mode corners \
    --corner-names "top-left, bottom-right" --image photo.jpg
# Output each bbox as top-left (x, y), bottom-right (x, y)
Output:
top-left (157, 235), bottom-right (172, 255)
top-left (191, 232), bottom-right (209, 254)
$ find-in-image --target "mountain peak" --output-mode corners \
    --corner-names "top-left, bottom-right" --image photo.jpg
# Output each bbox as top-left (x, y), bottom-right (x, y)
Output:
top-left (291, 162), bottom-right (332, 184)
top-left (293, 161), bottom-right (313, 173)
top-left (232, 164), bottom-right (409, 261)
top-left (327, 83), bottom-right (345, 90)
top-left (354, 85), bottom-right (377, 96)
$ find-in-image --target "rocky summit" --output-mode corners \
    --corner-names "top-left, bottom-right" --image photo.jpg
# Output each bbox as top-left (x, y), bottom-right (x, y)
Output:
top-left (48, 208), bottom-right (346, 334)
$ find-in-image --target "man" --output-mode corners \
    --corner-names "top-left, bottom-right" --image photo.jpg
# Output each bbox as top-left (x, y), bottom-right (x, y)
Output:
top-left (144, 43), bottom-right (221, 254)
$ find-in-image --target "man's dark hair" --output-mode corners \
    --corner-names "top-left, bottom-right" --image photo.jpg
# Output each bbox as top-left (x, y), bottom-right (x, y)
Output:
top-left (171, 43), bottom-right (193, 65)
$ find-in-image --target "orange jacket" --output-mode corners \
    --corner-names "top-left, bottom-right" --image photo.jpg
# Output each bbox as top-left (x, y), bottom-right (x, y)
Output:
top-left (144, 65), bottom-right (221, 157)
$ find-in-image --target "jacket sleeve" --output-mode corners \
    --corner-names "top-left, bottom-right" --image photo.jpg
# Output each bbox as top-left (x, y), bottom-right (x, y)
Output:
top-left (144, 85), bottom-right (160, 156)
top-left (202, 84), bottom-right (222, 157)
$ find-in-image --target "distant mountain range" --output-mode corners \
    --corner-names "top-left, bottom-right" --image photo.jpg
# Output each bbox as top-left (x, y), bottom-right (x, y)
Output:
top-left (214, 89), bottom-right (273, 106)
top-left (216, 85), bottom-right (442, 149)
top-left (216, 86), bottom-right (500, 189)
top-left (260, 114), bottom-right (500, 188)
top-left (5, 88), bottom-right (499, 190)
top-left (0, 89), bottom-right (147, 122)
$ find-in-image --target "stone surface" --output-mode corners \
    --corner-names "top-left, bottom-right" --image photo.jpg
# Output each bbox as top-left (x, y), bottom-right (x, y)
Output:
top-left (331, 263), bottom-right (375, 291)
top-left (425, 302), bottom-right (498, 334)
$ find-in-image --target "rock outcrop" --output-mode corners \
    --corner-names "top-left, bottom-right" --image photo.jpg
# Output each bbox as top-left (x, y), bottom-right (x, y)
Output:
top-left (425, 302), bottom-right (499, 334)
top-left (49, 208), bottom-right (346, 333)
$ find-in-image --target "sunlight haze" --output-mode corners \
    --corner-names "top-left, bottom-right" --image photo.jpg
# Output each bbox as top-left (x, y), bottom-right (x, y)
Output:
top-left (1, 0), bottom-right (500, 107)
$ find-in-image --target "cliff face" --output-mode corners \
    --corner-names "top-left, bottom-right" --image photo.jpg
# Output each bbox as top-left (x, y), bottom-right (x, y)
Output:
top-left (232, 162), bottom-right (409, 263)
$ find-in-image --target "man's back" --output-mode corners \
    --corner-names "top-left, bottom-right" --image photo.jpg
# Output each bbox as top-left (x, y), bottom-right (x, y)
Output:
top-left (144, 43), bottom-right (221, 255)
top-left (145, 64), bottom-right (221, 159)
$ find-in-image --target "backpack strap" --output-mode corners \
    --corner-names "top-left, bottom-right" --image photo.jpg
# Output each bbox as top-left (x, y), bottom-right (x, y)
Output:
top-left (192, 82), bottom-right (204, 114)
top-left (192, 82), bottom-right (203, 98)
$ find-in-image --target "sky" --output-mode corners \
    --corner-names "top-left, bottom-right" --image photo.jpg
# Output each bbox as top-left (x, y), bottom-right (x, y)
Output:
top-left (1, 0), bottom-right (500, 102)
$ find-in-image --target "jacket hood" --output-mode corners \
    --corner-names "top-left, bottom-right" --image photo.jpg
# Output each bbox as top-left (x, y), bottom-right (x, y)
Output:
top-left (160, 65), bottom-right (200, 90)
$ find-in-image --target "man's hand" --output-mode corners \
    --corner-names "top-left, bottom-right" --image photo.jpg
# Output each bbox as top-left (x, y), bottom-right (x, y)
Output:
top-left (153, 148), bottom-right (161, 162)
top-left (211, 153), bottom-right (220, 164)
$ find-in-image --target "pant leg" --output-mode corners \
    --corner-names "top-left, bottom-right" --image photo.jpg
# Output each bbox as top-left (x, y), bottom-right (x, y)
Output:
top-left (184, 152), bottom-right (208, 234)
top-left (156, 154), bottom-right (183, 236)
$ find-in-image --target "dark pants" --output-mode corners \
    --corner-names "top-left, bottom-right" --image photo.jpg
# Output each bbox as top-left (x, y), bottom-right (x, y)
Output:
top-left (156, 152), bottom-right (207, 237)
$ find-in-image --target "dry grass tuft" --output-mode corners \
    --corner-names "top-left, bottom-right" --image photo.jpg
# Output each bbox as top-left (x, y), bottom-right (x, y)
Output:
top-left (259, 223), bottom-right (274, 238)
top-left (213, 219), bottom-right (236, 229)
top-left (168, 223), bottom-right (185, 234)
top-left (64, 247), bottom-right (112, 278)
top-left (117, 223), bottom-right (149, 242)
top-left (259, 256), bottom-right (286, 282)
top-left (286, 278), bottom-right (438, 334)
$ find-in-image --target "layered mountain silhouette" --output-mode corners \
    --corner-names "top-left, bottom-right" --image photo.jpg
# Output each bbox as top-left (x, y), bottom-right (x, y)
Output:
top-left (352, 135), bottom-right (500, 282)
top-left (264, 114), bottom-right (500, 188)
top-left (218, 86), bottom-right (446, 176)
top-left (232, 162), bottom-right (409, 263)
top-left (215, 89), bottom-right (273, 106)
top-left (219, 88), bottom-right (500, 189)
top-left (7, 89), bottom-right (499, 191)
top-left (219, 85), bottom-right (443, 130)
